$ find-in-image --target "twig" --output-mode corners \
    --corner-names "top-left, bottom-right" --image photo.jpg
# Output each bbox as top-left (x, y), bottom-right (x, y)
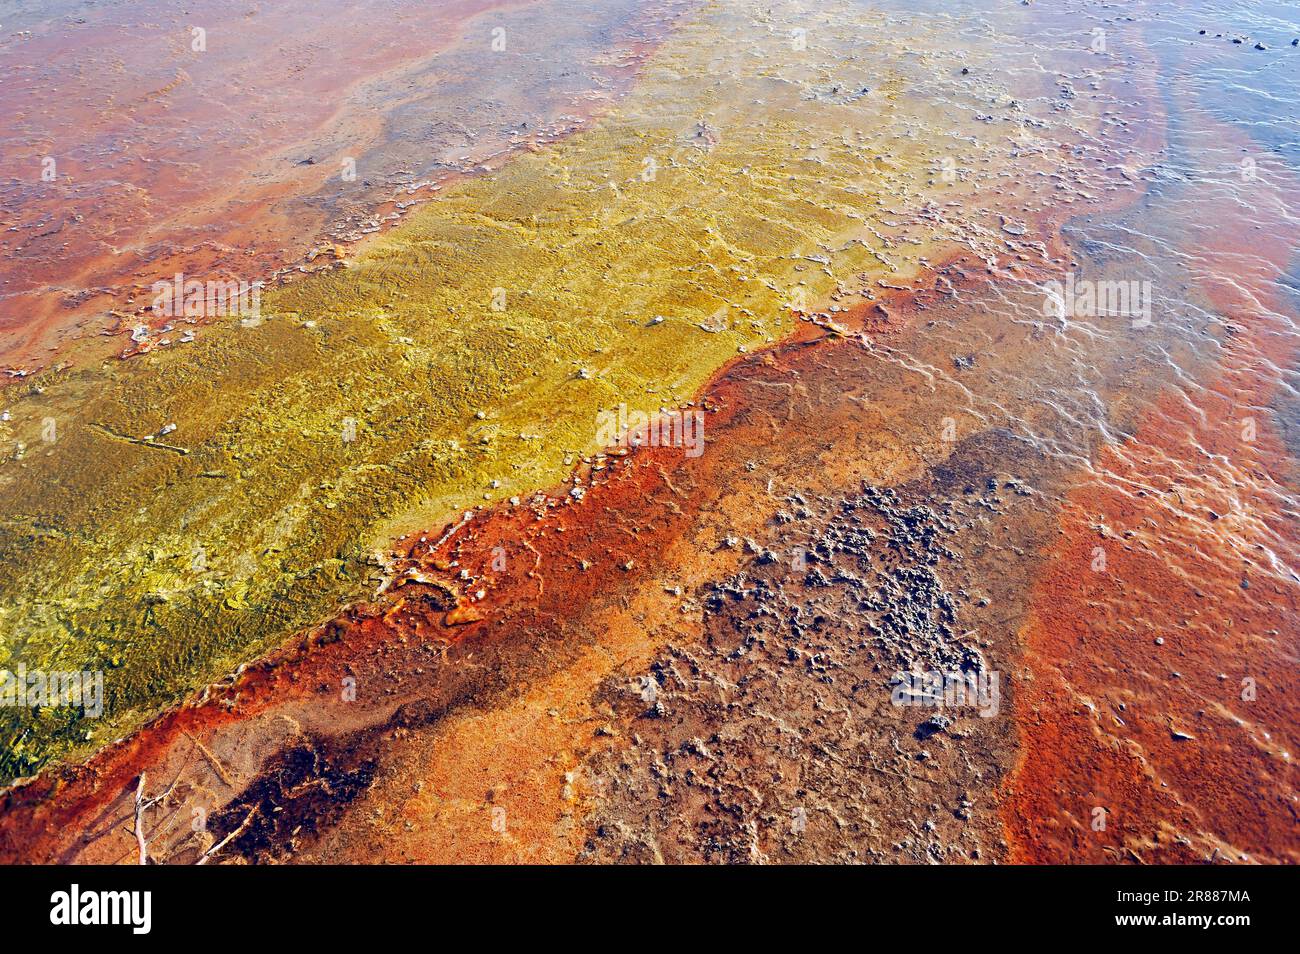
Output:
top-left (134, 773), bottom-right (148, 865)
top-left (129, 770), bottom-right (183, 865)
top-left (142, 771), bottom-right (181, 810)
top-left (427, 511), bottom-right (474, 556)
top-left (185, 731), bottom-right (235, 788)
top-left (196, 807), bottom-right (257, 866)
top-left (867, 764), bottom-right (936, 785)
top-left (90, 422), bottom-right (190, 455)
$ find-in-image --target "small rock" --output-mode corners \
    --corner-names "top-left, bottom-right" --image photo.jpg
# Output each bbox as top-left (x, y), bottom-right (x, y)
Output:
top-left (916, 714), bottom-right (951, 740)
top-left (444, 605), bottom-right (483, 626)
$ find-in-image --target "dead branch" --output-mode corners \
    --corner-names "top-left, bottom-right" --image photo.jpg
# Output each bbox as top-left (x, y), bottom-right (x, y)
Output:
top-left (185, 731), bottom-right (236, 788)
top-left (196, 807), bottom-right (257, 866)
top-left (134, 773), bottom-right (148, 865)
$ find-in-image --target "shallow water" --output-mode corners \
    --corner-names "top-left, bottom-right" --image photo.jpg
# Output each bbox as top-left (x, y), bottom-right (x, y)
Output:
top-left (0, 0), bottom-right (684, 366)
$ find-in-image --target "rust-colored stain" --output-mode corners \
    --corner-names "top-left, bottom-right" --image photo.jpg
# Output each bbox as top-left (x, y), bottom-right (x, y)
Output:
top-left (1003, 99), bottom-right (1300, 865)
